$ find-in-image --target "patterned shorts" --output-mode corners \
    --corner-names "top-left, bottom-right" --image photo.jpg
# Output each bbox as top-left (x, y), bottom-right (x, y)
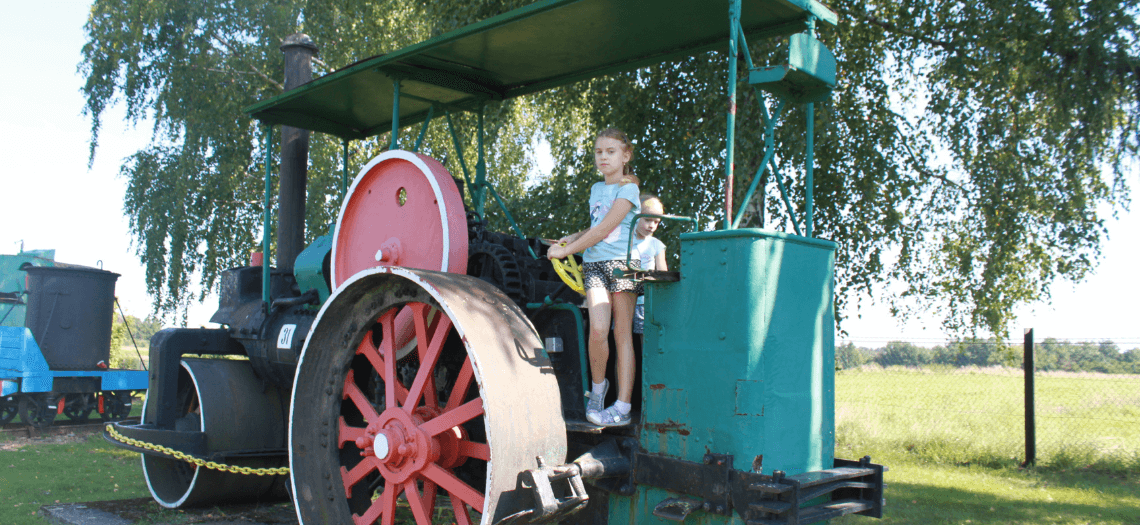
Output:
top-left (583, 260), bottom-right (642, 295)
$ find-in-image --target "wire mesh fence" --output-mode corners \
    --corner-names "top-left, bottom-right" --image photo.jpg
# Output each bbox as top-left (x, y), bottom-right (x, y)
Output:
top-left (834, 334), bottom-right (1140, 471)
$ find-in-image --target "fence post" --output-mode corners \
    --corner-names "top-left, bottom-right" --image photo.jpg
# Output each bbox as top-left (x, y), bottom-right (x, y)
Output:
top-left (1023, 328), bottom-right (1036, 467)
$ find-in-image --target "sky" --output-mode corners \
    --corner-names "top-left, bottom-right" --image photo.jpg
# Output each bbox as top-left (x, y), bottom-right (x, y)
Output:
top-left (2, 2), bottom-right (1137, 348)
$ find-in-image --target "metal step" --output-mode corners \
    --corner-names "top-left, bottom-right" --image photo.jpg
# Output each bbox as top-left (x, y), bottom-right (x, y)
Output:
top-left (797, 499), bottom-right (876, 523)
top-left (744, 499), bottom-right (874, 525)
top-left (788, 466), bottom-right (878, 488)
top-left (748, 499), bottom-right (792, 515)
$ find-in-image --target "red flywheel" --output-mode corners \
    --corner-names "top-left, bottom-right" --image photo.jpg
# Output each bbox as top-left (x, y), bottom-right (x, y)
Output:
top-left (332, 150), bottom-right (468, 288)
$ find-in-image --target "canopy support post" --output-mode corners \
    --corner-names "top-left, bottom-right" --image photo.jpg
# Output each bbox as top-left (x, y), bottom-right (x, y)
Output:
top-left (413, 105), bottom-right (435, 152)
top-left (444, 110), bottom-right (475, 204)
top-left (340, 139), bottom-right (350, 199)
top-left (805, 101), bottom-right (814, 238)
top-left (724, 0), bottom-right (742, 230)
top-left (390, 78), bottom-right (401, 150)
top-left (262, 125), bottom-right (273, 314)
top-left (475, 103), bottom-right (488, 218)
top-left (804, 17), bottom-right (817, 238)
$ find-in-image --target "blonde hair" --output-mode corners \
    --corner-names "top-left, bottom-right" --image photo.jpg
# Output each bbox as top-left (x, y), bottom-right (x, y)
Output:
top-left (596, 127), bottom-right (634, 175)
top-left (640, 193), bottom-right (664, 213)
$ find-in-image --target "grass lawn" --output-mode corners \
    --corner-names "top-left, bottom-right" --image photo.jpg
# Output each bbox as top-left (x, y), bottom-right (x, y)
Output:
top-left (1, 371), bottom-right (1136, 524)
top-left (834, 367), bottom-right (1140, 524)
top-left (2, 433), bottom-right (1135, 524)
top-left (832, 446), bottom-right (1140, 524)
top-left (0, 433), bottom-right (151, 525)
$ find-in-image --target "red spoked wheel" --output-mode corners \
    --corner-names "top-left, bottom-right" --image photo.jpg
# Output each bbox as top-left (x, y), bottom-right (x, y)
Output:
top-left (290, 267), bottom-right (565, 525)
top-left (341, 302), bottom-right (487, 525)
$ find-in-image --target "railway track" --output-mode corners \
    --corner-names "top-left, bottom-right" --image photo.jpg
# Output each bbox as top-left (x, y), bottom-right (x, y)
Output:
top-left (1, 417), bottom-right (138, 439)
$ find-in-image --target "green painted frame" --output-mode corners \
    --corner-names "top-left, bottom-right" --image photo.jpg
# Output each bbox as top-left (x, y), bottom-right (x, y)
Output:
top-left (250, 0), bottom-right (838, 307)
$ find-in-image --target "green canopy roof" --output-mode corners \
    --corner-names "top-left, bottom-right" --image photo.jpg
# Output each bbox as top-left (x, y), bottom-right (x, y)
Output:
top-left (245, 0), bottom-right (837, 140)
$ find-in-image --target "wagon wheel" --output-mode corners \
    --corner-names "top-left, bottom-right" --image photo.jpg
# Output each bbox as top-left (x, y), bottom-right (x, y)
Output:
top-left (0, 395), bottom-right (17, 425)
top-left (19, 393), bottom-right (58, 429)
top-left (63, 393), bottom-right (95, 422)
top-left (291, 267), bottom-right (565, 525)
top-left (99, 391), bottom-right (133, 422)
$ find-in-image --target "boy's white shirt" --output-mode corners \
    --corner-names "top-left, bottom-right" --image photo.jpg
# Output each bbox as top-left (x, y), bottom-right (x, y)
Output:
top-left (632, 234), bottom-right (665, 306)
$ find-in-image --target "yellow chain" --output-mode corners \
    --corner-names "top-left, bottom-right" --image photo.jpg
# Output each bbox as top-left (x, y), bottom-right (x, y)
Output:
top-left (104, 424), bottom-right (290, 476)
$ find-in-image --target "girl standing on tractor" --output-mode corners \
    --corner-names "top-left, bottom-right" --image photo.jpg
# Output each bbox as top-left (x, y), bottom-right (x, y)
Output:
top-left (547, 128), bottom-right (641, 427)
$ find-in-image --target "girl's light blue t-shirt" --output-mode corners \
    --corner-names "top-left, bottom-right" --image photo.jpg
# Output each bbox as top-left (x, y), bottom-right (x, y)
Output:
top-left (582, 181), bottom-right (641, 263)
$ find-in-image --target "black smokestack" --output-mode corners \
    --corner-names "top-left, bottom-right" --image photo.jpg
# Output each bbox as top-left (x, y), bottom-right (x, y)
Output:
top-left (276, 33), bottom-right (318, 273)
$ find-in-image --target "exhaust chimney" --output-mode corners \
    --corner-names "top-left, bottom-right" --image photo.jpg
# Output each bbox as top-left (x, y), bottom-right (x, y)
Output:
top-left (276, 33), bottom-right (318, 273)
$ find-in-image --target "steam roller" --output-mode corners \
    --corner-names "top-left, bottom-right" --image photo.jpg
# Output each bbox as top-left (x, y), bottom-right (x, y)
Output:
top-left (109, 150), bottom-right (566, 524)
top-left (106, 2), bottom-right (896, 523)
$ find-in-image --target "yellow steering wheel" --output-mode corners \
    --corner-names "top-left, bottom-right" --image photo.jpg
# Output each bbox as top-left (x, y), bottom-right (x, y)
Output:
top-left (551, 243), bottom-right (585, 295)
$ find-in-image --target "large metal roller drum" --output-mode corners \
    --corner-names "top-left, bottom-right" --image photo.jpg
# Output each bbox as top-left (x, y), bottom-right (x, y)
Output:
top-left (142, 358), bottom-right (289, 508)
top-left (290, 267), bottom-right (566, 525)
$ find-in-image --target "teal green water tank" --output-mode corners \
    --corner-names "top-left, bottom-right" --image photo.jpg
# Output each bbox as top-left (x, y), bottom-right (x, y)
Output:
top-left (0, 250), bottom-right (55, 328)
top-left (617, 228), bottom-right (836, 520)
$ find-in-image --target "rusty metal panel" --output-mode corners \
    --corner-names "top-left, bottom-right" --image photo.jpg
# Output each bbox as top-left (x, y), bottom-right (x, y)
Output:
top-left (639, 229), bottom-right (836, 477)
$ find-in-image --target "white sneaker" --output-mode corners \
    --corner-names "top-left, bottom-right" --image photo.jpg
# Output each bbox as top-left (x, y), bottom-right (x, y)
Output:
top-left (587, 405), bottom-right (631, 427)
top-left (585, 379), bottom-right (608, 418)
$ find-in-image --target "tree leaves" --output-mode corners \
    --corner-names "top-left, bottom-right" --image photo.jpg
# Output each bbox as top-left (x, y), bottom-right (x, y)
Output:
top-left (82, 0), bottom-right (1138, 336)
top-left (839, 0), bottom-right (1139, 335)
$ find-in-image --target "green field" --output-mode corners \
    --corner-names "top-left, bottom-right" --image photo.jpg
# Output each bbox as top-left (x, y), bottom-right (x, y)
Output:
top-left (836, 367), bottom-right (1140, 472)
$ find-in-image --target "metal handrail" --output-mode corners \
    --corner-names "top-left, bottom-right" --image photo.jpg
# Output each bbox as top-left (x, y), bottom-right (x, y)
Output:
top-left (623, 214), bottom-right (698, 271)
top-left (484, 183), bottom-right (539, 259)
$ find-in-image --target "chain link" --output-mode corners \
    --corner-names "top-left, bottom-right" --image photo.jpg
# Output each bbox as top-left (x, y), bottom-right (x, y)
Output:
top-left (104, 424), bottom-right (290, 476)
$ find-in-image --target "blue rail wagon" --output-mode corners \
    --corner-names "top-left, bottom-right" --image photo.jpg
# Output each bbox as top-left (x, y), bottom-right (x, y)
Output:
top-left (1, 256), bottom-right (148, 427)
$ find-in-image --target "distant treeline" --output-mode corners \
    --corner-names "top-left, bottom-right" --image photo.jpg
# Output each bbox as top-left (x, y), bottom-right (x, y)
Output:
top-left (838, 339), bottom-right (1140, 374)
top-left (111, 314), bottom-right (164, 350)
